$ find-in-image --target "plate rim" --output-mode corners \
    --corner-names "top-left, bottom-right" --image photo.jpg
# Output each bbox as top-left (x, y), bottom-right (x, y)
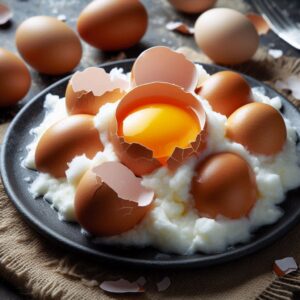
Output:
top-left (1, 59), bottom-right (300, 268)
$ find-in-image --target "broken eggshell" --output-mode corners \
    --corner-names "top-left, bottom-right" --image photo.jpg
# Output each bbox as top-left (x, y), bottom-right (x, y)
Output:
top-left (131, 46), bottom-right (198, 92)
top-left (75, 161), bottom-right (154, 236)
top-left (109, 82), bottom-right (208, 176)
top-left (66, 67), bottom-right (129, 115)
top-left (166, 21), bottom-right (195, 35)
top-left (0, 3), bottom-right (12, 25)
top-left (273, 257), bottom-right (298, 277)
top-left (100, 278), bottom-right (145, 294)
top-left (245, 13), bottom-right (270, 36)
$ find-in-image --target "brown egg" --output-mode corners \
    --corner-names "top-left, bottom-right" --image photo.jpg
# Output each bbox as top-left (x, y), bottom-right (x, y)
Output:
top-left (226, 103), bottom-right (287, 156)
top-left (197, 71), bottom-right (252, 117)
top-left (35, 115), bottom-right (103, 178)
top-left (77, 0), bottom-right (148, 51)
top-left (66, 67), bottom-right (128, 115)
top-left (191, 152), bottom-right (257, 219)
top-left (167, 0), bottom-right (216, 14)
top-left (16, 16), bottom-right (82, 75)
top-left (131, 46), bottom-right (198, 92)
top-left (75, 162), bottom-right (154, 236)
top-left (194, 8), bottom-right (259, 65)
top-left (110, 82), bottom-right (207, 176)
top-left (0, 48), bottom-right (31, 107)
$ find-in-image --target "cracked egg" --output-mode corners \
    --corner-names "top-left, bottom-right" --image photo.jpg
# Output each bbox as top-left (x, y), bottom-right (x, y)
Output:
top-left (110, 82), bottom-right (207, 176)
top-left (65, 67), bottom-right (129, 115)
top-left (131, 46), bottom-right (198, 92)
top-left (75, 161), bottom-right (154, 236)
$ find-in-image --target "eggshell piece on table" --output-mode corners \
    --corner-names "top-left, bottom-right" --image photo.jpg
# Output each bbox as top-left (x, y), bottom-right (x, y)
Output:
top-left (273, 257), bottom-right (298, 277)
top-left (194, 8), bottom-right (259, 65)
top-left (0, 48), bottom-right (31, 107)
top-left (191, 152), bottom-right (257, 219)
top-left (66, 67), bottom-right (129, 115)
top-left (16, 16), bottom-right (82, 75)
top-left (75, 161), bottom-right (154, 236)
top-left (226, 102), bottom-right (287, 156)
top-left (110, 82), bottom-right (207, 176)
top-left (77, 0), bottom-right (148, 51)
top-left (245, 13), bottom-right (270, 35)
top-left (35, 115), bottom-right (103, 178)
top-left (100, 278), bottom-right (145, 294)
top-left (197, 71), bottom-right (253, 117)
top-left (166, 21), bottom-right (195, 35)
top-left (167, 0), bottom-right (216, 14)
top-left (0, 3), bottom-right (13, 25)
top-left (131, 46), bottom-right (198, 92)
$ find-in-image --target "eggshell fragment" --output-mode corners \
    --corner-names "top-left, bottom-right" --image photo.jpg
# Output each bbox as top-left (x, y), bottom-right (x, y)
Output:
top-left (131, 46), bottom-right (198, 92)
top-left (75, 162), bottom-right (154, 236)
top-left (16, 16), bottom-right (82, 75)
top-left (194, 8), bottom-right (259, 65)
top-left (273, 257), bottom-right (298, 277)
top-left (226, 103), bottom-right (287, 156)
top-left (110, 82), bottom-right (207, 176)
top-left (0, 3), bottom-right (12, 25)
top-left (77, 0), bottom-right (148, 51)
top-left (197, 71), bottom-right (253, 117)
top-left (66, 67), bottom-right (128, 115)
top-left (191, 152), bottom-right (257, 219)
top-left (35, 115), bottom-right (103, 178)
top-left (246, 13), bottom-right (270, 35)
top-left (100, 278), bottom-right (145, 294)
top-left (166, 21), bottom-right (195, 35)
top-left (167, 0), bottom-right (216, 14)
top-left (0, 48), bottom-right (31, 107)
top-left (156, 277), bottom-right (171, 292)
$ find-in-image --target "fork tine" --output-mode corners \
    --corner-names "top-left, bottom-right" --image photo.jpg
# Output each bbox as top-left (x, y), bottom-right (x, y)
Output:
top-left (254, 0), bottom-right (286, 30)
top-left (262, 0), bottom-right (294, 29)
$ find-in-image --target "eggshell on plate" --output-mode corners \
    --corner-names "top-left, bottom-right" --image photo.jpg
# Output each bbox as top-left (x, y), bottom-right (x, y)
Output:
top-left (191, 152), bottom-right (257, 219)
top-left (194, 8), bottom-right (259, 65)
top-left (77, 0), bottom-right (148, 51)
top-left (197, 71), bottom-right (253, 117)
top-left (35, 115), bottom-right (103, 178)
top-left (65, 67), bottom-right (129, 115)
top-left (226, 102), bottom-right (287, 156)
top-left (75, 161), bottom-right (154, 236)
top-left (131, 46), bottom-right (198, 92)
top-left (167, 0), bottom-right (216, 14)
top-left (110, 82), bottom-right (207, 176)
top-left (0, 48), bottom-right (31, 107)
top-left (16, 16), bottom-right (82, 75)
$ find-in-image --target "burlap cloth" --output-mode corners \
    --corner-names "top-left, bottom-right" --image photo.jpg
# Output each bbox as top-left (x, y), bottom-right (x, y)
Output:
top-left (1, 47), bottom-right (300, 300)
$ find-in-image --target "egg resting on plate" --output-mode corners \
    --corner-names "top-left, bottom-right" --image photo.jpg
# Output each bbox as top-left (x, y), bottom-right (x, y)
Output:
top-left (24, 47), bottom-right (300, 255)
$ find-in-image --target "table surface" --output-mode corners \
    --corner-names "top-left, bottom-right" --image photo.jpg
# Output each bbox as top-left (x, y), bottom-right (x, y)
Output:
top-left (0, 0), bottom-right (299, 298)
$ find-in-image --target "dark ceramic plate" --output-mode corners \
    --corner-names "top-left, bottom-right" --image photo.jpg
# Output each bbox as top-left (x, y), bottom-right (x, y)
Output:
top-left (1, 59), bottom-right (300, 268)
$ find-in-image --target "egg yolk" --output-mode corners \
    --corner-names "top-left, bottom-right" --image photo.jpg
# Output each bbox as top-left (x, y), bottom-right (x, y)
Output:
top-left (120, 103), bottom-right (200, 162)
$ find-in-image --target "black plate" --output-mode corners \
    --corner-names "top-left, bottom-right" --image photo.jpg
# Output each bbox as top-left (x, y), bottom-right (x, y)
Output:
top-left (1, 59), bottom-right (300, 268)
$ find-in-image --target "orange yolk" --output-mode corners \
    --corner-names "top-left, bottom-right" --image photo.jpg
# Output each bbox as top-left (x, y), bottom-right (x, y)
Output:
top-left (120, 103), bottom-right (200, 162)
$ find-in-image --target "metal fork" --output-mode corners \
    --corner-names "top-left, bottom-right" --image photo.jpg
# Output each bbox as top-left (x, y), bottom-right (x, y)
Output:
top-left (252, 0), bottom-right (300, 50)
